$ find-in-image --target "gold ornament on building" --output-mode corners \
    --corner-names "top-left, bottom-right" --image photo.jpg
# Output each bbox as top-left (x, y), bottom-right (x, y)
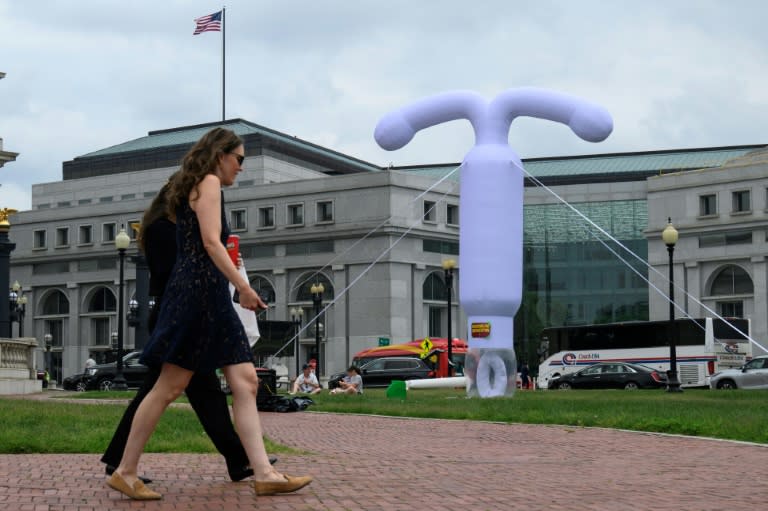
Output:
top-left (0, 208), bottom-right (18, 227)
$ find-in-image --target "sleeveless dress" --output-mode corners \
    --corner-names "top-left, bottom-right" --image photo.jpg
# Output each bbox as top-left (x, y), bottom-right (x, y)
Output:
top-left (140, 194), bottom-right (254, 372)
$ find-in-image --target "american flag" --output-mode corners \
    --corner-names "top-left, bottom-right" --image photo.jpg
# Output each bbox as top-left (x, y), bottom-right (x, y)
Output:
top-left (193, 10), bottom-right (222, 35)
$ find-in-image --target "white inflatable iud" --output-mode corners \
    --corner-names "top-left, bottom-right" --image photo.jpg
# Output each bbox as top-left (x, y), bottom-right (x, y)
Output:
top-left (375, 87), bottom-right (612, 397)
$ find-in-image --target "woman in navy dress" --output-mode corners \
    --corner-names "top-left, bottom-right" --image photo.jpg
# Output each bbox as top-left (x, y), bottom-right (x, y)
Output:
top-left (107, 128), bottom-right (312, 500)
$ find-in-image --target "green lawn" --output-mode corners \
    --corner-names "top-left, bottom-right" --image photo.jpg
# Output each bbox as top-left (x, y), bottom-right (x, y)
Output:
top-left (0, 397), bottom-right (297, 455)
top-left (4, 388), bottom-right (766, 454)
top-left (58, 390), bottom-right (193, 403)
top-left (308, 388), bottom-right (768, 444)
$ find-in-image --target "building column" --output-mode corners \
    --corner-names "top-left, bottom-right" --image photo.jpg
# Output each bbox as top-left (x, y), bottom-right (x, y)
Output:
top-left (413, 263), bottom-right (427, 338)
top-left (66, 282), bottom-right (80, 375)
top-left (684, 261), bottom-right (700, 317)
top-left (272, 269), bottom-right (287, 317)
top-left (331, 264), bottom-right (347, 374)
top-left (750, 256), bottom-right (767, 356)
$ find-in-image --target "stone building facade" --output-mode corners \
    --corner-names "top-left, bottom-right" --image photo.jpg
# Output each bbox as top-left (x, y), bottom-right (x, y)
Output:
top-left (646, 147), bottom-right (768, 355)
top-left (7, 118), bottom-right (765, 382)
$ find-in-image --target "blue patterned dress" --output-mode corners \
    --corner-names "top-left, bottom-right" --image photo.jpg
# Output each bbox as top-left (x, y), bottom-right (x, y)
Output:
top-left (140, 195), bottom-right (253, 371)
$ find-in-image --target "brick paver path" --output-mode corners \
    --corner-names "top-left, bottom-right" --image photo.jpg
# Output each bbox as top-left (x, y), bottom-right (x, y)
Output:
top-left (1, 402), bottom-right (767, 510)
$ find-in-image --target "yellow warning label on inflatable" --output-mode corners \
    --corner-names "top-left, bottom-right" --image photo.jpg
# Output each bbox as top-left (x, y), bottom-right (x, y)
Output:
top-left (471, 322), bottom-right (491, 338)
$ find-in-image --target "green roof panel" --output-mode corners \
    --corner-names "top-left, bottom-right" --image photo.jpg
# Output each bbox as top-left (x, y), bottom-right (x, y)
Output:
top-left (77, 119), bottom-right (380, 172)
top-left (399, 145), bottom-right (765, 182)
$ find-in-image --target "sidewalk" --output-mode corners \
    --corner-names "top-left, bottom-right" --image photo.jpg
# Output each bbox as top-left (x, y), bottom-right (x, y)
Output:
top-left (1, 397), bottom-right (767, 510)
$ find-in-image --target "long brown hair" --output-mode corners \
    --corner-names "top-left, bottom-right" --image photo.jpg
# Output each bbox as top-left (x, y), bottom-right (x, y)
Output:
top-left (167, 127), bottom-right (243, 216)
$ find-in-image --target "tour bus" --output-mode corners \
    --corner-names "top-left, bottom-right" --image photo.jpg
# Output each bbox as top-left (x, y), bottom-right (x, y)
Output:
top-left (536, 318), bottom-right (752, 390)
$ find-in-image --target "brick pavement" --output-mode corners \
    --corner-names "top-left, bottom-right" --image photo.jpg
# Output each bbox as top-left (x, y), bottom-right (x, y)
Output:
top-left (1, 400), bottom-right (767, 510)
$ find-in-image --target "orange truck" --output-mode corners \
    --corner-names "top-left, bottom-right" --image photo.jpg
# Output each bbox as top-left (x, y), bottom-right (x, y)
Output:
top-left (352, 338), bottom-right (468, 377)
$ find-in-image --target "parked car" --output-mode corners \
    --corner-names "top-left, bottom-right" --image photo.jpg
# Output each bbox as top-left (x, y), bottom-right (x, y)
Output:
top-left (710, 356), bottom-right (768, 390)
top-left (548, 362), bottom-right (667, 390)
top-left (62, 372), bottom-right (89, 392)
top-left (328, 356), bottom-right (435, 389)
top-left (81, 351), bottom-right (149, 391)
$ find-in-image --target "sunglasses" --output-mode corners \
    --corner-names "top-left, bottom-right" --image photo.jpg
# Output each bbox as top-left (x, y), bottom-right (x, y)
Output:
top-left (230, 152), bottom-right (244, 166)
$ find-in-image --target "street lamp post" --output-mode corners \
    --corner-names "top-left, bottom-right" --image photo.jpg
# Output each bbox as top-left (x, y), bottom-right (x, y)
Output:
top-left (662, 218), bottom-right (682, 393)
top-left (310, 283), bottom-right (325, 378)
top-left (127, 299), bottom-right (140, 327)
top-left (16, 295), bottom-right (26, 337)
top-left (113, 227), bottom-right (131, 391)
top-left (43, 333), bottom-right (52, 386)
top-left (7, 287), bottom-right (15, 337)
top-left (8, 280), bottom-right (26, 337)
top-left (442, 259), bottom-right (457, 376)
top-left (290, 307), bottom-right (303, 378)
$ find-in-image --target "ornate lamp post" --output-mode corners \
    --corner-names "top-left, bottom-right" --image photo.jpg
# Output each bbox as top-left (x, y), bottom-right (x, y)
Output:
top-left (127, 298), bottom-right (140, 328)
top-left (662, 218), bottom-right (682, 393)
top-left (43, 333), bottom-right (52, 385)
top-left (290, 307), bottom-right (303, 377)
top-left (16, 295), bottom-right (26, 337)
top-left (113, 226), bottom-right (131, 391)
top-left (310, 283), bottom-right (324, 377)
top-left (442, 259), bottom-right (457, 376)
top-left (8, 280), bottom-right (26, 337)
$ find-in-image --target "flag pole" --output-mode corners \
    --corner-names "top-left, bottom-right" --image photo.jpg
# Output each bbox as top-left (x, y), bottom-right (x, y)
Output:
top-left (222, 6), bottom-right (226, 121)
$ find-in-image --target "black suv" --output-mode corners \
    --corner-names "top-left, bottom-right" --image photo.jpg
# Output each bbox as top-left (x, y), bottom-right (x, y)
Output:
top-left (80, 351), bottom-right (150, 391)
top-left (328, 356), bottom-right (434, 389)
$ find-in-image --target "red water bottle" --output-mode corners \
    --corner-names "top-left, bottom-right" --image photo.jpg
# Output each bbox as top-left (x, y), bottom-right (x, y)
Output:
top-left (226, 234), bottom-right (240, 266)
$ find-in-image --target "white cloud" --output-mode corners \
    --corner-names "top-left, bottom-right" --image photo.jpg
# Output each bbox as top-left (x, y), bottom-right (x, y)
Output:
top-left (0, 0), bottom-right (766, 209)
top-left (0, 181), bottom-right (32, 212)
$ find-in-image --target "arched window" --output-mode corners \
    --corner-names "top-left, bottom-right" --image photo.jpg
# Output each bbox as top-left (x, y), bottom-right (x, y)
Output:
top-left (423, 272), bottom-right (451, 338)
top-left (291, 273), bottom-right (335, 369)
top-left (710, 265), bottom-right (753, 296)
top-left (86, 287), bottom-right (116, 347)
top-left (250, 275), bottom-right (277, 303)
top-left (88, 287), bottom-right (116, 312)
top-left (41, 290), bottom-right (69, 315)
top-left (423, 272), bottom-right (448, 301)
top-left (295, 274), bottom-right (334, 302)
top-left (39, 290), bottom-right (69, 350)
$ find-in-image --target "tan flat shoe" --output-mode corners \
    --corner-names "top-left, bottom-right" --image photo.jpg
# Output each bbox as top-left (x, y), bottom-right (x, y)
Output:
top-left (254, 474), bottom-right (313, 496)
top-left (106, 472), bottom-right (162, 500)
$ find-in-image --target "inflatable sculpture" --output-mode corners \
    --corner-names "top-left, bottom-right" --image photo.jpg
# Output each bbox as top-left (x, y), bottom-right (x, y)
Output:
top-left (375, 87), bottom-right (613, 397)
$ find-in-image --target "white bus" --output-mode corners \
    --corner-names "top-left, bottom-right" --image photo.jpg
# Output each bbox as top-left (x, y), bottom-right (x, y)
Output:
top-left (536, 318), bottom-right (752, 389)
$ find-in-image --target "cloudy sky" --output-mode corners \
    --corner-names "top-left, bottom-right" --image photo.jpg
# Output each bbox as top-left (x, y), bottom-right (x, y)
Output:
top-left (1, 0), bottom-right (766, 211)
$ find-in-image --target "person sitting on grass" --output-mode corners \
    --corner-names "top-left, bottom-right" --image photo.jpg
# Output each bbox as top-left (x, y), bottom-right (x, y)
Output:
top-left (289, 364), bottom-right (322, 395)
top-left (330, 366), bottom-right (363, 395)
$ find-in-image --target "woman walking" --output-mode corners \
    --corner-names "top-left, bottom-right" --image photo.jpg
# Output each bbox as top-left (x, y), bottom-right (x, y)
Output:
top-left (107, 128), bottom-right (312, 500)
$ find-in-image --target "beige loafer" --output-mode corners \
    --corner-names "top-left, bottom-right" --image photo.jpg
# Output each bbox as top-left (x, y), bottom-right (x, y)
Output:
top-left (106, 472), bottom-right (162, 500)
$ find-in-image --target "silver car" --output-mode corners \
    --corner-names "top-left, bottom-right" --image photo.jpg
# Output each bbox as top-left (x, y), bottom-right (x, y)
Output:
top-left (710, 356), bottom-right (768, 390)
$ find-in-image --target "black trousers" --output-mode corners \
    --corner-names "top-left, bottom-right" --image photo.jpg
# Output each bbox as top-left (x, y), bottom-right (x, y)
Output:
top-left (100, 367), bottom-right (249, 473)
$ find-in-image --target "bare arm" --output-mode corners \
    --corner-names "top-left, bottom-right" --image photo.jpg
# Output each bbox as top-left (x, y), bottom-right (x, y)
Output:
top-left (190, 174), bottom-right (265, 311)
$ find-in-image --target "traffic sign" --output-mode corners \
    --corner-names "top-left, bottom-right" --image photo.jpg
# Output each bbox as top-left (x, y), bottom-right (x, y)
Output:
top-left (419, 337), bottom-right (433, 358)
top-left (378, 337), bottom-right (390, 347)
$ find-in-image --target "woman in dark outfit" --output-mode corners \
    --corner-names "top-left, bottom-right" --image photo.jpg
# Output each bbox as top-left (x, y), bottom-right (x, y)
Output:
top-left (100, 181), bottom-right (257, 482)
top-left (106, 128), bottom-right (312, 500)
